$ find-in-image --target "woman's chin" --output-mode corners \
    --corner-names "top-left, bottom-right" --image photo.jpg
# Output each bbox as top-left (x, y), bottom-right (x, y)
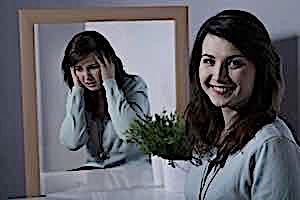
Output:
top-left (209, 96), bottom-right (226, 106)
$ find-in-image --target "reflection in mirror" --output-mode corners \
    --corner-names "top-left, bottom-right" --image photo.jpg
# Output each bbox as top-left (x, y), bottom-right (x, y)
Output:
top-left (34, 20), bottom-right (176, 194)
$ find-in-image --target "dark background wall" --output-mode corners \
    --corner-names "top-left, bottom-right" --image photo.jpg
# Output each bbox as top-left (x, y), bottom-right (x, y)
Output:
top-left (274, 37), bottom-right (300, 143)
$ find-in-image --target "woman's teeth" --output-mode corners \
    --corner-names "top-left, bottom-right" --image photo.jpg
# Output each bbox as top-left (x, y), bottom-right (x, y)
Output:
top-left (211, 85), bottom-right (232, 93)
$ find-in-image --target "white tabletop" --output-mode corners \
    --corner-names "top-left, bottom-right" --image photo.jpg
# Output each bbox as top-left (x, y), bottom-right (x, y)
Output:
top-left (17, 187), bottom-right (184, 200)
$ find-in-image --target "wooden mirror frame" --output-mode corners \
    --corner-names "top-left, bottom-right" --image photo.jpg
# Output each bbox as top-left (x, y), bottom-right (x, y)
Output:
top-left (18, 6), bottom-right (189, 197)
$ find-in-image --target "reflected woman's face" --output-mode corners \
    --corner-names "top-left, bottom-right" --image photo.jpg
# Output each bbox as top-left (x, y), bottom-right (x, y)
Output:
top-left (73, 54), bottom-right (102, 91)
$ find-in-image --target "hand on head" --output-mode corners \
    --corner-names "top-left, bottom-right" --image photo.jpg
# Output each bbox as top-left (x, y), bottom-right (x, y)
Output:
top-left (93, 52), bottom-right (115, 80)
top-left (70, 67), bottom-right (83, 87)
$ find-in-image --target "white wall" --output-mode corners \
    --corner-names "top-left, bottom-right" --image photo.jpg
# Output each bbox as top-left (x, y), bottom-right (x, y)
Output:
top-left (36, 23), bottom-right (87, 173)
top-left (85, 21), bottom-right (176, 114)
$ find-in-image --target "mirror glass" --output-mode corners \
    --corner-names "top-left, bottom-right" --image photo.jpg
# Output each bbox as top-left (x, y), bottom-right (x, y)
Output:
top-left (34, 20), bottom-right (176, 194)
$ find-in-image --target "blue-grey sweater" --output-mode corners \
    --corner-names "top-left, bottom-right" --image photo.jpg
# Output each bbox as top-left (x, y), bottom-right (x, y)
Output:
top-left (59, 76), bottom-right (150, 168)
top-left (185, 118), bottom-right (300, 200)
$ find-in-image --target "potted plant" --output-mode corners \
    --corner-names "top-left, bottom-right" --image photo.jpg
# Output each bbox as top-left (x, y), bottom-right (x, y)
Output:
top-left (126, 110), bottom-right (193, 191)
top-left (126, 110), bottom-right (192, 167)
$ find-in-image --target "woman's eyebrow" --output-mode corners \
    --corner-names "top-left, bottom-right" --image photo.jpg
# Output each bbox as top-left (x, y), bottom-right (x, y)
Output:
top-left (226, 55), bottom-right (246, 60)
top-left (87, 63), bottom-right (100, 67)
top-left (88, 63), bottom-right (98, 65)
top-left (201, 54), bottom-right (215, 59)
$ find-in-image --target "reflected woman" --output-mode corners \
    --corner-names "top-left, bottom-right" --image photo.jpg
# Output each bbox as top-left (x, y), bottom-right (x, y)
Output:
top-left (184, 10), bottom-right (300, 199)
top-left (59, 31), bottom-right (150, 169)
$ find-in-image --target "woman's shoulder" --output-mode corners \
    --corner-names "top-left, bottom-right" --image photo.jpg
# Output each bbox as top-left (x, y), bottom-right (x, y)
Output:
top-left (243, 117), bottom-right (299, 154)
top-left (122, 75), bottom-right (148, 91)
top-left (257, 117), bottom-right (296, 142)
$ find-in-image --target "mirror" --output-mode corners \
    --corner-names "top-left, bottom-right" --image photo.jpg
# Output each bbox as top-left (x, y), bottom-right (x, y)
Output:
top-left (35, 20), bottom-right (175, 194)
top-left (19, 7), bottom-right (189, 197)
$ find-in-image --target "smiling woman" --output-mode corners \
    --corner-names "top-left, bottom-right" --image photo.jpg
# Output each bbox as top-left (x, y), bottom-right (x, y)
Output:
top-left (184, 9), bottom-right (300, 200)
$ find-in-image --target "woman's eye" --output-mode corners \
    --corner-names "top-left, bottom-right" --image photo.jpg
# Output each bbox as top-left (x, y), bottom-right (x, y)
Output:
top-left (228, 59), bottom-right (244, 69)
top-left (74, 66), bottom-right (83, 72)
top-left (89, 64), bottom-right (100, 70)
top-left (201, 58), bottom-right (215, 66)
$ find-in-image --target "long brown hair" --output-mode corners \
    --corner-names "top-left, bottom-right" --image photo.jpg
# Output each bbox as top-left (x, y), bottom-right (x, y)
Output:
top-left (185, 9), bottom-right (284, 168)
top-left (61, 31), bottom-right (135, 117)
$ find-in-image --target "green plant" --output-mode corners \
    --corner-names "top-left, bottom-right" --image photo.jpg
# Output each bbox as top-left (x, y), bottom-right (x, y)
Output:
top-left (126, 110), bottom-right (192, 167)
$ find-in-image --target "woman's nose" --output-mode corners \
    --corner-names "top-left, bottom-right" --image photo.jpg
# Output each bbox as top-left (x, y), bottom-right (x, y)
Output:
top-left (83, 70), bottom-right (92, 80)
top-left (213, 62), bottom-right (229, 82)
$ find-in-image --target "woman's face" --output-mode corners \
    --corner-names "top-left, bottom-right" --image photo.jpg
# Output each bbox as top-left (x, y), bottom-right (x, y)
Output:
top-left (73, 54), bottom-right (102, 91)
top-left (199, 33), bottom-right (256, 109)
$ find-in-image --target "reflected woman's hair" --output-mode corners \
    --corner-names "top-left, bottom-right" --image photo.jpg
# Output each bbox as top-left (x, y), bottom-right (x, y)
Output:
top-left (62, 31), bottom-right (132, 90)
top-left (61, 31), bottom-right (135, 116)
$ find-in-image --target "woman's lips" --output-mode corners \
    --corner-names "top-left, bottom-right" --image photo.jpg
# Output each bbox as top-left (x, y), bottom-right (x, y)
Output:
top-left (86, 82), bottom-right (97, 86)
top-left (209, 84), bottom-right (235, 95)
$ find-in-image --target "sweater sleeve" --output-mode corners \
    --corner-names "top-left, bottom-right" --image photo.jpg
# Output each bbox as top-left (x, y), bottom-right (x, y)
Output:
top-left (251, 137), bottom-right (300, 199)
top-left (59, 86), bottom-right (89, 150)
top-left (103, 77), bottom-right (150, 140)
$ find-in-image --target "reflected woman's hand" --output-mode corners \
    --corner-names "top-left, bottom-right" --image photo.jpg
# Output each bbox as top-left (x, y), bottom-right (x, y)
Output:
top-left (70, 67), bottom-right (83, 87)
top-left (93, 53), bottom-right (115, 80)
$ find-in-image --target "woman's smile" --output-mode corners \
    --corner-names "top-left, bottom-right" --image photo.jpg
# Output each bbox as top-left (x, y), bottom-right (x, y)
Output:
top-left (209, 84), bottom-right (235, 96)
